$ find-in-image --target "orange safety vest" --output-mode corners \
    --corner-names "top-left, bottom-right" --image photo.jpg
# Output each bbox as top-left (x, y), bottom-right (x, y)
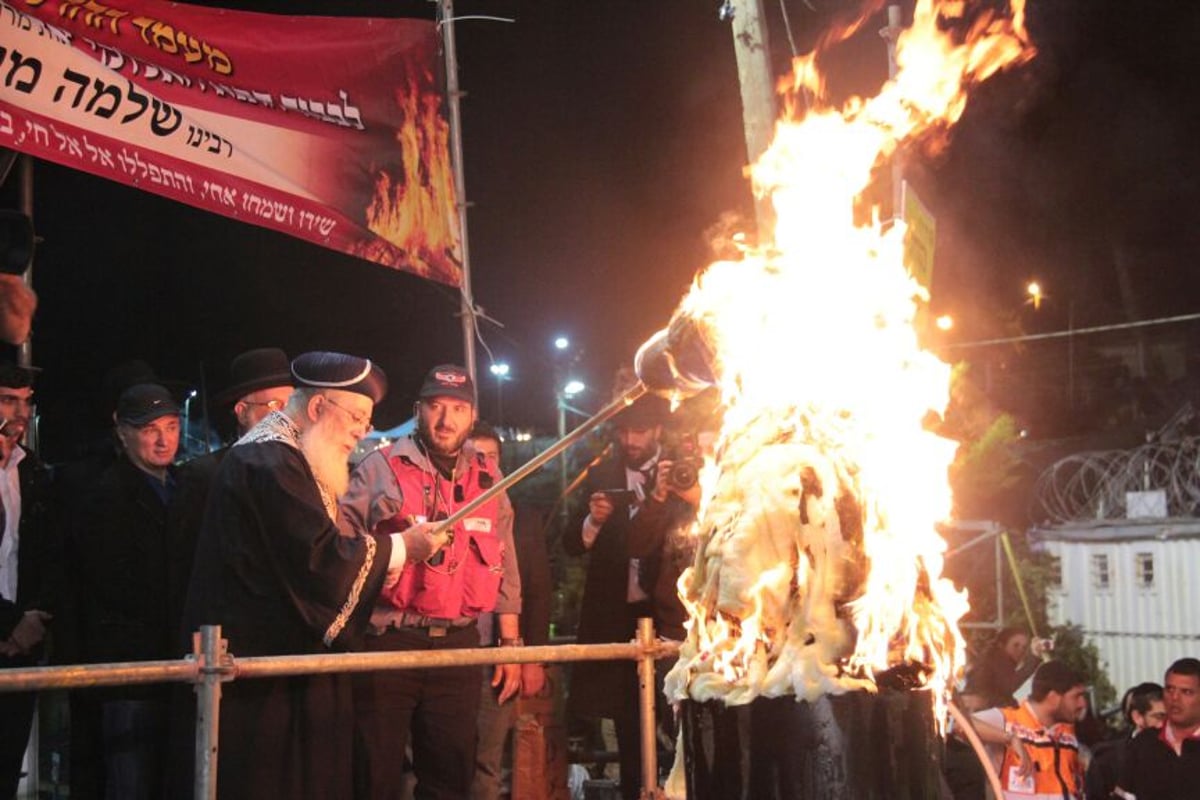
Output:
top-left (998, 702), bottom-right (1082, 800)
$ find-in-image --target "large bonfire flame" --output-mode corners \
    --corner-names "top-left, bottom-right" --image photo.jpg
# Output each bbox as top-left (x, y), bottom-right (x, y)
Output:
top-left (659, 0), bottom-right (1035, 713)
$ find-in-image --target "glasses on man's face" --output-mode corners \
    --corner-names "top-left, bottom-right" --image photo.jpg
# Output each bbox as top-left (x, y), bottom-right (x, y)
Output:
top-left (242, 399), bottom-right (285, 411)
top-left (321, 395), bottom-right (373, 433)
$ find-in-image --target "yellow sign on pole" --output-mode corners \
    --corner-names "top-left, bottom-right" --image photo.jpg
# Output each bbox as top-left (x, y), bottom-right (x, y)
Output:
top-left (902, 181), bottom-right (936, 290)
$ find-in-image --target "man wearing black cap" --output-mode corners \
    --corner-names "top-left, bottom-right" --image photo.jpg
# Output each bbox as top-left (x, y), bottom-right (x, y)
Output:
top-left (562, 392), bottom-right (691, 800)
top-left (74, 381), bottom-right (182, 798)
top-left (341, 364), bottom-right (522, 800)
top-left (0, 362), bottom-right (57, 800)
top-left (182, 352), bottom-right (446, 800)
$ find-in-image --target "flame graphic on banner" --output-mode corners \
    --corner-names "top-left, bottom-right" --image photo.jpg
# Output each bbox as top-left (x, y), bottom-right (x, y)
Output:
top-left (662, 0), bottom-right (1035, 716)
top-left (354, 64), bottom-right (463, 286)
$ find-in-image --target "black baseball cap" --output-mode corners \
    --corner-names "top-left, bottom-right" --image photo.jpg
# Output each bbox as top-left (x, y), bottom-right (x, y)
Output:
top-left (116, 383), bottom-right (181, 426)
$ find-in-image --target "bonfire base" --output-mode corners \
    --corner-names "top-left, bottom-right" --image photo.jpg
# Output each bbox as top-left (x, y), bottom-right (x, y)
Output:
top-left (681, 688), bottom-right (943, 800)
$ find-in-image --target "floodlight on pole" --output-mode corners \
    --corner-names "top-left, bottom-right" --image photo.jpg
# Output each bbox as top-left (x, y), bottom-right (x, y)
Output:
top-left (183, 389), bottom-right (199, 453)
top-left (489, 362), bottom-right (510, 425)
top-left (554, 336), bottom-right (570, 351)
top-left (1026, 281), bottom-right (1043, 310)
top-left (563, 379), bottom-right (585, 397)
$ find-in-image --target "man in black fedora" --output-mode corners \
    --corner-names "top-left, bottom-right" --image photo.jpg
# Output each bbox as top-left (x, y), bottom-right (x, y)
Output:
top-left (170, 348), bottom-right (295, 629)
top-left (213, 347), bottom-right (296, 441)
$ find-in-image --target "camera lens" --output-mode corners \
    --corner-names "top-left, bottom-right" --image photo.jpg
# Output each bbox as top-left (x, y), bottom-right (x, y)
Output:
top-left (669, 462), bottom-right (697, 489)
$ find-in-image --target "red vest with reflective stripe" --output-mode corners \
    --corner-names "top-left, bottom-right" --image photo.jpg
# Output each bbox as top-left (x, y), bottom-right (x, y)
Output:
top-left (999, 702), bottom-right (1081, 800)
top-left (378, 450), bottom-right (504, 618)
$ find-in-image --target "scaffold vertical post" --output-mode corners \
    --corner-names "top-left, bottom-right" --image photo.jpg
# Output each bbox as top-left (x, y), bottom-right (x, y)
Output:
top-left (195, 625), bottom-right (226, 800)
top-left (637, 617), bottom-right (658, 799)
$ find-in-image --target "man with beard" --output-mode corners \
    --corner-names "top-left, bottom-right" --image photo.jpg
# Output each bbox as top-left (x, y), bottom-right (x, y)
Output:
top-left (562, 392), bottom-right (674, 800)
top-left (969, 660), bottom-right (1088, 800)
top-left (181, 352), bottom-right (447, 800)
top-left (0, 362), bottom-right (57, 800)
top-left (341, 364), bottom-right (522, 800)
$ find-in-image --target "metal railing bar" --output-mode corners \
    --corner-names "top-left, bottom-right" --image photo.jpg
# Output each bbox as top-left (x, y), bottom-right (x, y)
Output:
top-left (0, 639), bottom-right (681, 692)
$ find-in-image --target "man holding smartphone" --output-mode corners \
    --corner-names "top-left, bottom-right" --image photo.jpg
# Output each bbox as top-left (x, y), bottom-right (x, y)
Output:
top-left (563, 392), bottom-right (674, 800)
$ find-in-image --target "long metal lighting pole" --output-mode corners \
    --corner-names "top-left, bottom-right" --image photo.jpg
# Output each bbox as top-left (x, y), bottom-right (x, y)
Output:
top-left (440, 0), bottom-right (477, 381)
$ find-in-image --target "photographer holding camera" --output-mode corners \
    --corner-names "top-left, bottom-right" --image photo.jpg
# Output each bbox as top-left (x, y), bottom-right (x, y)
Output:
top-left (563, 393), bottom-right (699, 799)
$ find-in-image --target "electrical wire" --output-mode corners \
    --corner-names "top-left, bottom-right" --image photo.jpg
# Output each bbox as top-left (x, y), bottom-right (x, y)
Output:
top-left (777, 0), bottom-right (800, 58)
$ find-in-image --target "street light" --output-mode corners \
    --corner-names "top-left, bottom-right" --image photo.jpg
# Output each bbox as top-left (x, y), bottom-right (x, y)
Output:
top-left (489, 362), bottom-right (510, 426)
top-left (182, 389), bottom-right (198, 456)
top-left (554, 336), bottom-right (570, 351)
top-left (556, 379), bottom-right (587, 509)
top-left (1026, 281), bottom-right (1043, 310)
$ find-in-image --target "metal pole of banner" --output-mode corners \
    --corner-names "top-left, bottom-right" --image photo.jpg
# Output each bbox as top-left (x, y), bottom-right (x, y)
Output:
top-left (636, 618), bottom-right (659, 799)
top-left (18, 156), bottom-right (36, 459)
top-left (439, 0), bottom-right (477, 382)
top-left (194, 626), bottom-right (227, 800)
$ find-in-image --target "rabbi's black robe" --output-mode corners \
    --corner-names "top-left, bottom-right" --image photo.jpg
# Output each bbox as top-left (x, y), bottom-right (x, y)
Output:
top-left (180, 429), bottom-right (391, 800)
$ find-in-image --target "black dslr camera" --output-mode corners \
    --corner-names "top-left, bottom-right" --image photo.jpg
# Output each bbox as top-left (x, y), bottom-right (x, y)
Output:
top-left (663, 432), bottom-right (702, 491)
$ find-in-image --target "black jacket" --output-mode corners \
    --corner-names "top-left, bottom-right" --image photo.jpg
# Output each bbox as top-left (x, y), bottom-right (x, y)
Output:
top-left (0, 450), bottom-right (59, 655)
top-left (1118, 725), bottom-right (1200, 800)
top-left (75, 455), bottom-right (177, 672)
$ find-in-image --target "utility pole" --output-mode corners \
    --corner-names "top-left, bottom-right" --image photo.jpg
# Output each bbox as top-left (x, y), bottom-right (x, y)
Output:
top-left (726, 0), bottom-right (777, 240)
top-left (880, 5), bottom-right (904, 218)
top-left (439, 0), bottom-right (477, 382)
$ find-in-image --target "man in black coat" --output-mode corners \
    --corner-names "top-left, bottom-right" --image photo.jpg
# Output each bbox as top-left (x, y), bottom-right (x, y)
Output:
top-left (0, 362), bottom-right (58, 800)
top-left (1117, 658), bottom-right (1200, 800)
top-left (74, 382), bottom-right (183, 799)
top-left (181, 352), bottom-right (446, 800)
top-left (168, 347), bottom-right (294, 633)
top-left (562, 393), bottom-right (675, 800)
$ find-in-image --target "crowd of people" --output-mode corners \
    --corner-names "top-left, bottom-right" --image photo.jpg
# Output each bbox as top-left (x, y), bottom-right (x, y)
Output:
top-left (5, 338), bottom-right (1192, 800)
top-left (948, 627), bottom-right (1199, 800)
top-left (0, 346), bottom-right (696, 800)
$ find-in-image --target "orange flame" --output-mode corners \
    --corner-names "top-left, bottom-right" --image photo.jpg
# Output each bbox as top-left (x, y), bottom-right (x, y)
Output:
top-left (352, 57), bottom-right (463, 285)
top-left (663, 0), bottom-right (1033, 714)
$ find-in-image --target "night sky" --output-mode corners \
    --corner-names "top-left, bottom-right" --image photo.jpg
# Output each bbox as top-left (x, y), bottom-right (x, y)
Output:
top-left (5, 0), bottom-right (1200, 462)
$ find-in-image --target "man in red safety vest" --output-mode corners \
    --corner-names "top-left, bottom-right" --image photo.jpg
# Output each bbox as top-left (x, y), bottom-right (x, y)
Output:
top-left (341, 364), bottom-right (522, 800)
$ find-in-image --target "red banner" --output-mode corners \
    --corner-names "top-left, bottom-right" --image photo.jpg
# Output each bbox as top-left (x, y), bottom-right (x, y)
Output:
top-left (0, 0), bottom-right (462, 285)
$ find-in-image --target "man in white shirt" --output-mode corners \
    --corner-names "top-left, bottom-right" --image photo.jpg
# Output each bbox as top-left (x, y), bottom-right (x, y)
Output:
top-left (0, 362), bottom-right (55, 799)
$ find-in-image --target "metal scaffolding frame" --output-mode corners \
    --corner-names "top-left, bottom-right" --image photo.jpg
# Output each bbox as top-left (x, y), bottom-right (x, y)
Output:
top-left (0, 619), bottom-right (678, 800)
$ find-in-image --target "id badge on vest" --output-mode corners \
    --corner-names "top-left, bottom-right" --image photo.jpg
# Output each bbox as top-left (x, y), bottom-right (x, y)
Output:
top-left (1006, 766), bottom-right (1035, 795)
